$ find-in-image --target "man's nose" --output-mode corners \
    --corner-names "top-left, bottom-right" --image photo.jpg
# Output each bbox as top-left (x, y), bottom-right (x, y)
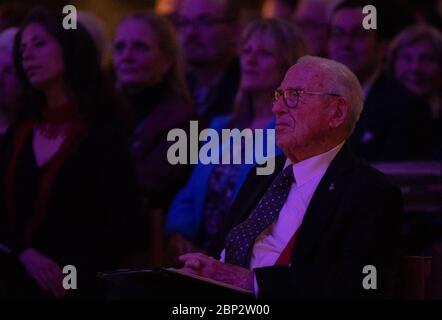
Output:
top-left (21, 47), bottom-right (33, 62)
top-left (181, 22), bottom-right (198, 37)
top-left (245, 51), bottom-right (258, 66)
top-left (119, 46), bottom-right (134, 62)
top-left (339, 33), bottom-right (354, 49)
top-left (272, 96), bottom-right (287, 115)
top-left (409, 57), bottom-right (421, 72)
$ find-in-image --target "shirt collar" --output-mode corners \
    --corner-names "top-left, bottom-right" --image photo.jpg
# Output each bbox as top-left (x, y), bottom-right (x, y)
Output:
top-left (284, 141), bottom-right (345, 187)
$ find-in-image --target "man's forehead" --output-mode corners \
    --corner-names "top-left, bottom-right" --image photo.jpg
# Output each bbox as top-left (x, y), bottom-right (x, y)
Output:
top-left (180, 0), bottom-right (227, 17)
top-left (281, 63), bottom-right (325, 89)
top-left (295, 1), bottom-right (326, 22)
top-left (331, 8), bottom-right (364, 27)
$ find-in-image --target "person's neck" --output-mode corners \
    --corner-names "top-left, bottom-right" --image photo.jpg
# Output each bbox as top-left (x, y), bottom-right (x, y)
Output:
top-left (191, 56), bottom-right (233, 87)
top-left (286, 135), bottom-right (345, 164)
top-left (43, 81), bottom-right (70, 110)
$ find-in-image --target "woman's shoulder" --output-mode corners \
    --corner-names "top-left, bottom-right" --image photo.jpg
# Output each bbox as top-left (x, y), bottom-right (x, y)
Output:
top-left (157, 91), bottom-right (194, 115)
top-left (208, 115), bottom-right (232, 131)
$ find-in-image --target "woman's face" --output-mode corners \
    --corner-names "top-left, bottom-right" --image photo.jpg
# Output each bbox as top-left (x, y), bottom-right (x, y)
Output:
top-left (20, 23), bottom-right (65, 90)
top-left (240, 30), bottom-right (282, 93)
top-left (394, 39), bottom-right (441, 97)
top-left (113, 19), bottom-right (172, 90)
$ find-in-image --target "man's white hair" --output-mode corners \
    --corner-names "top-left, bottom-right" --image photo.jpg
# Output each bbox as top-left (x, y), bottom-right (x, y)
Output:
top-left (297, 55), bottom-right (364, 135)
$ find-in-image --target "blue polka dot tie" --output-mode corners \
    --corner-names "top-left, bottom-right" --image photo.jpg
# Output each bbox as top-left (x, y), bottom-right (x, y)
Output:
top-left (225, 164), bottom-right (294, 268)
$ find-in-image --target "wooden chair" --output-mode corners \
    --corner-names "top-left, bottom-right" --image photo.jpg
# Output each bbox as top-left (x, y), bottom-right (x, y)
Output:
top-left (397, 255), bottom-right (432, 299)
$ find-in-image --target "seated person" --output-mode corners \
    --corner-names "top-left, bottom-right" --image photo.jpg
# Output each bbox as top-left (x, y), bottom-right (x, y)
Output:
top-left (113, 12), bottom-right (196, 210)
top-left (179, 56), bottom-right (404, 299)
top-left (328, 0), bottom-right (433, 162)
top-left (0, 9), bottom-right (145, 299)
top-left (386, 25), bottom-right (442, 160)
top-left (165, 19), bottom-right (307, 259)
top-left (175, 0), bottom-right (240, 122)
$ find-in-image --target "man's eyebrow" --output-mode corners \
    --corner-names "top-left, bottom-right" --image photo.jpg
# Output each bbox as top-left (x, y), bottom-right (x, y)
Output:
top-left (285, 87), bottom-right (304, 91)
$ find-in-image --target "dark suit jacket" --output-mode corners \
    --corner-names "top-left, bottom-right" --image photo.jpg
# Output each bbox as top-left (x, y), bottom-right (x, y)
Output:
top-left (350, 73), bottom-right (433, 162)
top-left (208, 143), bottom-right (404, 299)
top-left (187, 58), bottom-right (240, 122)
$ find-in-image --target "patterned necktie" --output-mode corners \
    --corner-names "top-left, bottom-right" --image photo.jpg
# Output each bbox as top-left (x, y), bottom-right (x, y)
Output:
top-left (225, 164), bottom-right (295, 268)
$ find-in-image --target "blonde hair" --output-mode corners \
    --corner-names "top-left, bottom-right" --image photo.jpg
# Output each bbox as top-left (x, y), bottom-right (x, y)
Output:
top-left (119, 12), bottom-right (192, 105)
top-left (386, 24), bottom-right (442, 76)
top-left (231, 18), bottom-right (308, 127)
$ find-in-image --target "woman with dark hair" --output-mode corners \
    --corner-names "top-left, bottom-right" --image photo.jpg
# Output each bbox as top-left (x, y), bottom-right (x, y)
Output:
top-left (0, 8), bottom-right (145, 299)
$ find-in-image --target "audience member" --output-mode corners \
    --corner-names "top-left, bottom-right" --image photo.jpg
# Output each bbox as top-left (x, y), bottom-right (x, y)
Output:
top-left (113, 13), bottom-right (196, 210)
top-left (0, 9), bottom-right (145, 299)
top-left (328, 0), bottom-right (433, 161)
top-left (386, 25), bottom-right (442, 159)
top-left (175, 0), bottom-right (240, 121)
top-left (179, 56), bottom-right (403, 299)
top-left (166, 18), bottom-right (307, 260)
top-left (293, 0), bottom-right (340, 56)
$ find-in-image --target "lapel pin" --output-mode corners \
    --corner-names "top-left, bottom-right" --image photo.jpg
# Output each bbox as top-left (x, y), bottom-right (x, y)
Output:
top-left (329, 183), bottom-right (335, 191)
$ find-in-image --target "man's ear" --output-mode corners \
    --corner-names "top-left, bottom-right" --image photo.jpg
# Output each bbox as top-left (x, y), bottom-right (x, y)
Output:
top-left (329, 97), bottom-right (349, 129)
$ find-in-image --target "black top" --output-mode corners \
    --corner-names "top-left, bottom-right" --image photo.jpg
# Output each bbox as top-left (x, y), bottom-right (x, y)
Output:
top-left (0, 118), bottom-right (146, 298)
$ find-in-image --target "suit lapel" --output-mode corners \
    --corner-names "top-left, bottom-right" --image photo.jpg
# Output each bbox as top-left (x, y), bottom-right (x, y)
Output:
top-left (230, 155), bottom-right (287, 227)
top-left (210, 155), bottom-right (286, 257)
top-left (235, 155), bottom-right (286, 225)
top-left (292, 143), bottom-right (355, 262)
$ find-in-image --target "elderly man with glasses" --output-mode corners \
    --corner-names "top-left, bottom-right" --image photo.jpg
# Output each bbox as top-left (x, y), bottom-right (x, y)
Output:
top-left (178, 56), bottom-right (403, 299)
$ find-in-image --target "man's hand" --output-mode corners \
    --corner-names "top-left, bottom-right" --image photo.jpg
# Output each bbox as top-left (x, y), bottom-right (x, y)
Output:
top-left (179, 253), bottom-right (254, 292)
top-left (168, 233), bottom-right (204, 258)
top-left (19, 248), bottom-right (65, 298)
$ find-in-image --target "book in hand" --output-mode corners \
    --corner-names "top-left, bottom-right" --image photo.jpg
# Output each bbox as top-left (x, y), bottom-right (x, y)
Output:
top-left (98, 267), bottom-right (254, 300)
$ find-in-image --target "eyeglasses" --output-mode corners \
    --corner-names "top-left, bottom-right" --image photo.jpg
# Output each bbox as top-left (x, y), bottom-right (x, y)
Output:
top-left (175, 15), bottom-right (234, 29)
top-left (273, 89), bottom-right (341, 109)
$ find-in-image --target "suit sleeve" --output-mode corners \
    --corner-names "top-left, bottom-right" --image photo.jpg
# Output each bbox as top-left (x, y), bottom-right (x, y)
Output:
top-left (254, 185), bottom-right (403, 299)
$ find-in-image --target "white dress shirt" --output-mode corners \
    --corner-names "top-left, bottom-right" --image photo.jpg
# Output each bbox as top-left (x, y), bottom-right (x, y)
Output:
top-left (220, 141), bottom-right (345, 294)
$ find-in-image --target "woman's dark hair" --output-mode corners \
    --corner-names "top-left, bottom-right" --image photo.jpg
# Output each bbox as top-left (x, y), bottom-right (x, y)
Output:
top-left (13, 7), bottom-right (117, 121)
